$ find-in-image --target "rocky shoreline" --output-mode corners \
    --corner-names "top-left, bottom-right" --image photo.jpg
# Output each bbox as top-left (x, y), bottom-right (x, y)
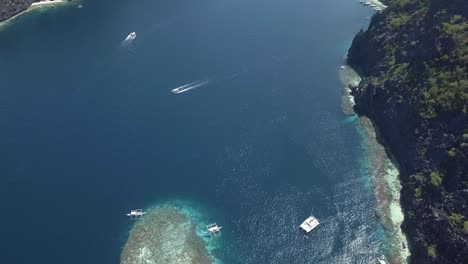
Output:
top-left (347, 0), bottom-right (468, 263)
top-left (340, 66), bottom-right (410, 264)
top-left (0, 0), bottom-right (76, 27)
top-left (0, 0), bottom-right (38, 22)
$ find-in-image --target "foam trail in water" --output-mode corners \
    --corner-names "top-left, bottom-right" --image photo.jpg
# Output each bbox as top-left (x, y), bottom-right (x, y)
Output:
top-left (173, 80), bottom-right (210, 94)
top-left (173, 80), bottom-right (203, 91)
top-left (121, 39), bottom-right (133, 47)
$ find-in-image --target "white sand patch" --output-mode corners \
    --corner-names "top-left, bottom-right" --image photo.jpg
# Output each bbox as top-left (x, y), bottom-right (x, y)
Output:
top-left (31, 0), bottom-right (65, 7)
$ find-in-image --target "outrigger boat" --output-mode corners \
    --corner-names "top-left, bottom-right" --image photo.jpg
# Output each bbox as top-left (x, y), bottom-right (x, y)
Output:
top-left (126, 209), bottom-right (146, 220)
top-left (206, 223), bottom-right (222, 238)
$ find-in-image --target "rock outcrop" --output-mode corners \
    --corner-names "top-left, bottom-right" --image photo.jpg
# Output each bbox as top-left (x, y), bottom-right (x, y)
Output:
top-left (348, 0), bottom-right (467, 263)
top-left (0, 0), bottom-right (38, 22)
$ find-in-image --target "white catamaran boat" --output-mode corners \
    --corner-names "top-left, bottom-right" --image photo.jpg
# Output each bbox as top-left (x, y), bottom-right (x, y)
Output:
top-left (299, 215), bottom-right (320, 234)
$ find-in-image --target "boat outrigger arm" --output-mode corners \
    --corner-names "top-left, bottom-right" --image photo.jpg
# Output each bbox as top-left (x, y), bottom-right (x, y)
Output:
top-left (206, 223), bottom-right (222, 238)
top-left (126, 209), bottom-right (146, 220)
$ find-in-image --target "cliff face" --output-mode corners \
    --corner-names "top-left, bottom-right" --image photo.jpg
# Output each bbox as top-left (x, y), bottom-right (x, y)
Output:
top-left (0, 0), bottom-right (38, 22)
top-left (348, 0), bottom-right (468, 263)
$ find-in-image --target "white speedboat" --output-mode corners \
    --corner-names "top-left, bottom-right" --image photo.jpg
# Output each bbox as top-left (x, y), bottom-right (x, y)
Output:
top-left (171, 88), bottom-right (181, 94)
top-left (125, 32), bottom-right (136, 42)
top-left (299, 215), bottom-right (320, 234)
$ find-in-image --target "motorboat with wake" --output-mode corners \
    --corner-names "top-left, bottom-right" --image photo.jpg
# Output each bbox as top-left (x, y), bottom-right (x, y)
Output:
top-left (172, 88), bottom-right (185, 94)
top-left (125, 32), bottom-right (136, 42)
top-left (171, 80), bottom-right (209, 94)
top-left (121, 32), bottom-right (136, 47)
top-left (171, 81), bottom-right (200, 94)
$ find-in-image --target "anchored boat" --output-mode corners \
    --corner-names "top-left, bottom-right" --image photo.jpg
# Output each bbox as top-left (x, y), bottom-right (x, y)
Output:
top-left (206, 223), bottom-right (222, 238)
top-left (299, 215), bottom-right (320, 234)
top-left (126, 209), bottom-right (146, 220)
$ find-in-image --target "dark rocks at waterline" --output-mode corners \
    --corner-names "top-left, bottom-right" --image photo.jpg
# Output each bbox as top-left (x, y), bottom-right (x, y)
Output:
top-left (348, 0), bottom-right (468, 263)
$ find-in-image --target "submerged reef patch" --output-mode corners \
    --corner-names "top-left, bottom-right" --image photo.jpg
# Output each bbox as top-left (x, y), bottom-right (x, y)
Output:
top-left (120, 201), bottom-right (221, 264)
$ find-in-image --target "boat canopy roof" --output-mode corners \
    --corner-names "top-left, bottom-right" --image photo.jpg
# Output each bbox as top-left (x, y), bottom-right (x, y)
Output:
top-left (300, 216), bottom-right (320, 233)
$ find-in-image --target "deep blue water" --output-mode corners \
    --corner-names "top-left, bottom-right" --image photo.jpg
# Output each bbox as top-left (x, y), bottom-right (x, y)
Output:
top-left (0, 0), bottom-right (382, 263)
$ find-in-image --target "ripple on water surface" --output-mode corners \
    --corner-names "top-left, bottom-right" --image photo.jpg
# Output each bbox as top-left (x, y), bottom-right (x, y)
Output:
top-left (216, 141), bottom-right (383, 264)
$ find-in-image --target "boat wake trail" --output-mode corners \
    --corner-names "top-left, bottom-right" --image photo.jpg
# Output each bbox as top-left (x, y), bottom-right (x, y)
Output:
top-left (171, 80), bottom-right (210, 94)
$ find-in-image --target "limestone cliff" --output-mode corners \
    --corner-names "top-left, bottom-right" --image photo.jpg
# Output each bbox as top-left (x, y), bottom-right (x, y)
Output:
top-left (348, 0), bottom-right (467, 263)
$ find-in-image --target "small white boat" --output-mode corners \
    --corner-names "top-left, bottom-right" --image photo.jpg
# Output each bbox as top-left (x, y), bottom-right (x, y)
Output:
top-left (121, 32), bottom-right (137, 47)
top-left (299, 215), bottom-right (320, 234)
top-left (125, 32), bottom-right (136, 42)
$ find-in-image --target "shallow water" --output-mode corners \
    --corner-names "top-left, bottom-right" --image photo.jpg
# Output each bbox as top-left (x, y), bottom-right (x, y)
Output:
top-left (0, 0), bottom-right (392, 263)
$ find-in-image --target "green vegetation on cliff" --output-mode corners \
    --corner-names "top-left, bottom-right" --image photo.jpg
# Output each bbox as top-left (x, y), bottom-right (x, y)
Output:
top-left (348, 0), bottom-right (467, 263)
